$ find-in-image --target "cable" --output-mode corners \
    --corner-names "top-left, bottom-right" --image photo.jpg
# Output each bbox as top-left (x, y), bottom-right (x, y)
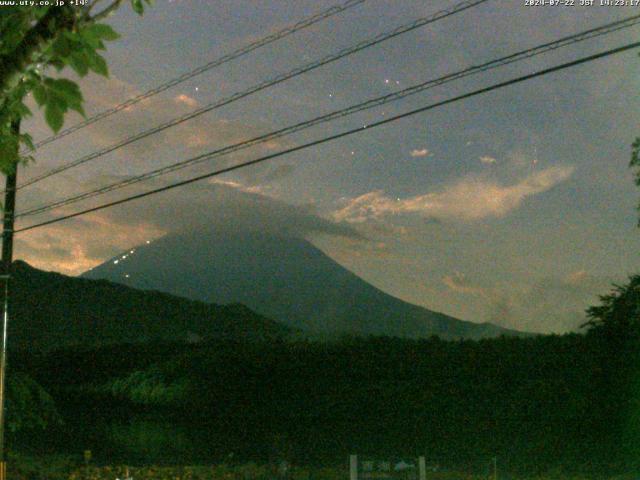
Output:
top-left (16, 0), bottom-right (491, 191)
top-left (24, 0), bottom-right (368, 152)
top-left (15, 40), bottom-right (640, 234)
top-left (16, 13), bottom-right (640, 219)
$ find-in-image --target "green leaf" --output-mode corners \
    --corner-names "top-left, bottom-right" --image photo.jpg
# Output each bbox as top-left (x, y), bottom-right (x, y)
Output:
top-left (46, 78), bottom-right (86, 116)
top-left (80, 29), bottom-right (104, 50)
top-left (46, 78), bottom-right (82, 102)
top-left (15, 101), bottom-right (32, 119)
top-left (19, 133), bottom-right (34, 152)
top-left (44, 101), bottom-right (64, 133)
top-left (33, 6), bottom-right (51, 20)
top-left (32, 84), bottom-right (47, 106)
top-left (86, 51), bottom-right (109, 77)
top-left (86, 23), bottom-right (121, 41)
top-left (66, 51), bottom-right (90, 77)
top-left (131, 0), bottom-right (144, 15)
top-left (51, 35), bottom-right (73, 58)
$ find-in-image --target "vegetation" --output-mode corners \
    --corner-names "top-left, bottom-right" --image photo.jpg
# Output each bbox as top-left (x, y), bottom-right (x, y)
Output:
top-left (7, 457), bottom-right (640, 480)
top-left (0, 2), bottom-right (638, 480)
top-left (3, 262), bottom-right (638, 477)
top-left (0, 0), bottom-right (151, 172)
top-left (7, 317), bottom-right (639, 477)
top-left (584, 275), bottom-right (640, 342)
top-left (8, 260), bottom-right (291, 349)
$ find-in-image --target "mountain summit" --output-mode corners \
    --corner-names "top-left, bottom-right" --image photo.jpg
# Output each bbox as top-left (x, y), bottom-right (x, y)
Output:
top-left (82, 228), bottom-right (524, 340)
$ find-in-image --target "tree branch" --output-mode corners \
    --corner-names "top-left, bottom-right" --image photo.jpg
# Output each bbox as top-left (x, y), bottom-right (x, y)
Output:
top-left (91, 0), bottom-right (123, 21)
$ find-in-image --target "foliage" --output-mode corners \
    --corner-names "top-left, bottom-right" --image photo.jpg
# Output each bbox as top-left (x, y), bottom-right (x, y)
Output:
top-left (0, 0), bottom-right (151, 173)
top-left (9, 452), bottom-right (79, 480)
top-left (583, 275), bottom-right (640, 342)
top-left (14, 332), bottom-right (640, 477)
top-left (8, 260), bottom-right (291, 350)
top-left (5, 371), bottom-right (61, 433)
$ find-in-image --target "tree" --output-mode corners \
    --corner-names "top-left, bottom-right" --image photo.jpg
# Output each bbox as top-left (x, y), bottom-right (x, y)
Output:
top-left (5, 372), bottom-right (60, 433)
top-left (583, 275), bottom-right (640, 341)
top-left (0, 0), bottom-right (152, 173)
top-left (0, 0), bottom-right (151, 469)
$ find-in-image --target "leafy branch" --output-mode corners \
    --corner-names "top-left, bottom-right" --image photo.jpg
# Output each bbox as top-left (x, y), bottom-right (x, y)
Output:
top-left (0, 0), bottom-right (152, 173)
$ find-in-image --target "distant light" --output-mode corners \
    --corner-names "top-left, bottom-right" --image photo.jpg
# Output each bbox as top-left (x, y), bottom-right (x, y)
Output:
top-left (130, 250), bottom-right (135, 254)
top-left (113, 260), bottom-right (119, 264)
top-left (146, 240), bottom-right (151, 244)
top-left (125, 274), bottom-right (130, 278)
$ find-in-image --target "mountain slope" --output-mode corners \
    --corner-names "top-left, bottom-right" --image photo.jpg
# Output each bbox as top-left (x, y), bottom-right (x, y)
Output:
top-left (9, 260), bottom-right (291, 350)
top-left (82, 228), bottom-right (525, 340)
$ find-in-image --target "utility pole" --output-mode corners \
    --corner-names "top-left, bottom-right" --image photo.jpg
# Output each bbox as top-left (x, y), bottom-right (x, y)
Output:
top-left (0, 119), bottom-right (20, 480)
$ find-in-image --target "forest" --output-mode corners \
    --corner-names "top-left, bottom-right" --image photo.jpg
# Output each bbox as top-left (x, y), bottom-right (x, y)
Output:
top-left (5, 275), bottom-right (639, 478)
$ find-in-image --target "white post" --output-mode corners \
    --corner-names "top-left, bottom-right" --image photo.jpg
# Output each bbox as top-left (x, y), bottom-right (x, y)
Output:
top-left (350, 454), bottom-right (358, 480)
top-left (418, 456), bottom-right (426, 480)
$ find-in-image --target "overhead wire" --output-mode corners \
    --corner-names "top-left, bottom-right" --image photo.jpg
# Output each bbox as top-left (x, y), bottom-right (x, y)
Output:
top-left (16, 0), bottom-right (491, 191)
top-left (16, 13), bottom-right (640, 219)
top-left (24, 0), bottom-right (369, 152)
top-left (15, 40), bottom-right (640, 233)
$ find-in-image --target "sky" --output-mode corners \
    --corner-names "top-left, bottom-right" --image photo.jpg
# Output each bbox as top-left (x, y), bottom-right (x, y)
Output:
top-left (12, 0), bottom-right (640, 334)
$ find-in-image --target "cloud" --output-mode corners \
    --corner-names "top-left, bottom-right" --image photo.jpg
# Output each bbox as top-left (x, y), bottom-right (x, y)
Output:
top-left (15, 181), bottom-right (361, 276)
top-left (16, 216), bottom-right (164, 276)
top-left (410, 149), bottom-right (430, 157)
top-left (174, 94), bottom-right (198, 108)
top-left (237, 161), bottom-right (296, 186)
top-left (487, 273), bottom-right (616, 333)
top-left (332, 165), bottom-right (575, 223)
top-left (49, 74), bottom-right (272, 166)
top-left (480, 155), bottom-right (497, 164)
top-left (440, 268), bottom-right (615, 333)
top-left (442, 271), bottom-right (489, 298)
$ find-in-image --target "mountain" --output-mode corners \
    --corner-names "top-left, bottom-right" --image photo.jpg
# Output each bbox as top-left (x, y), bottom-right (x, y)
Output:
top-left (9, 260), bottom-right (291, 350)
top-left (82, 228), bottom-right (525, 340)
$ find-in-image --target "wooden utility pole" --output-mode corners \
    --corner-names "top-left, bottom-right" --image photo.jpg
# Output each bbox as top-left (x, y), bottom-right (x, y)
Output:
top-left (0, 119), bottom-right (20, 480)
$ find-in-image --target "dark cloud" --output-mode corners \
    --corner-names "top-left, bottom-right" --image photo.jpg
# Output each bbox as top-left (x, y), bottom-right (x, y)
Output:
top-left (15, 180), bottom-right (361, 275)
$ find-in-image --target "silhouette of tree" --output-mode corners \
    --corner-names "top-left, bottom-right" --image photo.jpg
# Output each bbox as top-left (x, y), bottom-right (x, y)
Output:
top-left (584, 275), bottom-right (640, 342)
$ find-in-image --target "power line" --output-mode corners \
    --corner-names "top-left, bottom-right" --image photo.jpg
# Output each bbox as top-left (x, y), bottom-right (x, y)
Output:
top-left (16, 13), bottom-right (640, 219)
top-left (16, 0), bottom-right (491, 191)
top-left (15, 40), bottom-right (640, 234)
top-left (24, 0), bottom-right (368, 152)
